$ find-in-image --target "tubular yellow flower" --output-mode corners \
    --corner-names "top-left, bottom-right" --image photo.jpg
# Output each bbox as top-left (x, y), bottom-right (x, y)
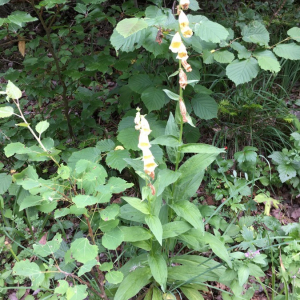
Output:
top-left (169, 32), bottom-right (182, 53)
top-left (179, 0), bottom-right (190, 10)
top-left (179, 11), bottom-right (189, 29)
top-left (176, 43), bottom-right (188, 60)
top-left (140, 115), bottom-right (151, 135)
top-left (181, 59), bottom-right (192, 72)
top-left (138, 133), bottom-right (151, 150)
top-left (182, 26), bottom-right (193, 38)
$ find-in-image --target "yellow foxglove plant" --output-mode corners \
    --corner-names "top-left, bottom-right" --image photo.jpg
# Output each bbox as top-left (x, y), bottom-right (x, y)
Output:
top-left (135, 109), bottom-right (157, 180)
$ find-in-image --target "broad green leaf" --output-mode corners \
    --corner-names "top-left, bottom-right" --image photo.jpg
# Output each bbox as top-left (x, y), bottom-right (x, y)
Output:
top-left (273, 43), bottom-right (300, 60)
top-left (120, 226), bottom-right (152, 242)
top-left (68, 147), bottom-right (101, 171)
top-left (242, 21), bottom-right (269, 46)
top-left (128, 74), bottom-right (152, 94)
top-left (106, 149), bottom-right (130, 172)
top-left (72, 195), bottom-right (99, 208)
top-left (195, 20), bottom-right (229, 43)
top-left (122, 196), bottom-right (150, 214)
top-left (110, 28), bottom-right (146, 52)
top-left (102, 227), bottom-right (124, 250)
top-left (55, 280), bottom-right (68, 294)
top-left (148, 253), bottom-right (167, 292)
top-left (78, 259), bottom-right (99, 277)
top-left (107, 177), bottom-right (133, 193)
top-left (96, 139), bottom-right (115, 152)
top-left (19, 195), bottom-right (43, 210)
top-left (33, 233), bottom-right (62, 257)
top-left (254, 50), bottom-right (281, 73)
top-left (163, 89), bottom-right (180, 101)
top-left (189, 0), bottom-right (200, 11)
top-left (203, 232), bottom-right (232, 267)
top-left (66, 285), bottom-right (88, 300)
top-left (143, 27), bottom-right (169, 57)
top-left (119, 204), bottom-right (146, 223)
top-left (179, 143), bottom-right (225, 154)
top-left (278, 163), bottom-right (296, 182)
top-left (151, 135), bottom-right (182, 147)
top-left (106, 271), bottom-right (124, 284)
top-left (6, 81), bottom-right (22, 99)
top-left (0, 173), bottom-right (12, 194)
top-left (180, 287), bottom-right (204, 300)
top-left (238, 265), bottom-right (250, 286)
top-left (191, 94), bottom-right (218, 120)
top-left (288, 27), bottom-right (300, 42)
top-left (70, 238), bottom-right (98, 264)
top-left (13, 260), bottom-right (45, 289)
top-left (99, 219), bottom-right (119, 232)
top-left (231, 41), bottom-right (251, 59)
top-left (100, 204), bottom-right (119, 221)
top-left (7, 11), bottom-right (38, 27)
top-left (213, 50), bottom-right (234, 63)
top-left (116, 18), bottom-right (148, 38)
top-left (248, 263), bottom-right (265, 277)
top-left (74, 3), bottom-right (87, 14)
top-left (141, 87), bottom-right (166, 112)
top-left (115, 267), bottom-right (152, 300)
top-left (117, 128), bottom-right (139, 151)
top-left (0, 0), bottom-right (10, 5)
top-left (268, 151), bottom-right (285, 165)
top-left (35, 121), bottom-right (49, 135)
top-left (145, 215), bottom-right (163, 245)
top-left (99, 262), bottom-right (113, 272)
top-left (0, 106), bottom-right (14, 118)
top-left (170, 201), bottom-right (203, 231)
top-left (162, 221), bottom-right (192, 239)
top-left (226, 58), bottom-right (259, 85)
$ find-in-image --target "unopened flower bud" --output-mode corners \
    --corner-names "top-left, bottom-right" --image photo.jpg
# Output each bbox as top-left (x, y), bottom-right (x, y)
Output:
top-left (179, 69), bottom-right (188, 89)
top-left (179, 97), bottom-right (188, 123)
top-left (181, 59), bottom-right (192, 72)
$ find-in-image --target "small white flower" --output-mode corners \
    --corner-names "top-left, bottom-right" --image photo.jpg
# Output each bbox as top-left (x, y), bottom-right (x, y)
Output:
top-left (169, 32), bottom-right (183, 53)
top-left (176, 43), bottom-right (188, 60)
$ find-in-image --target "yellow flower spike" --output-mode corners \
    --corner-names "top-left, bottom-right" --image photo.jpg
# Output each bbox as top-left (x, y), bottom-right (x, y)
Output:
top-left (179, 10), bottom-right (189, 29)
top-left (169, 32), bottom-right (183, 53)
top-left (176, 43), bottom-right (188, 60)
top-left (179, 0), bottom-right (190, 10)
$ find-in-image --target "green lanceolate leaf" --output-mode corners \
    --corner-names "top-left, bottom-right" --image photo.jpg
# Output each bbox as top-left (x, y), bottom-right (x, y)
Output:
top-left (273, 43), bottom-right (300, 60)
top-left (116, 18), bottom-right (148, 38)
top-left (145, 214), bottom-right (163, 245)
top-left (120, 226), bottom-right (152, 242)
top-left (122, 196), bottom-right (150, 214)
top-left (195, 20), bottom-right (229, 43)
top-left (162, 221), bottom-right (192, 239)
top-left (0, 106), bottom-right (14, 118)
top-left (238, 265), bottom-right (250, 286)
top-left (163, 89), bottom-right (180, 101)
top-left (0, 173), bottom-right (12, 194)
top-left (148, 253), bottom-right (168, 292)
top-left (70, 238), bottom-right (98, 264)
top-left (180, 286), bottom-right (205, 300)
top-left (114, 267), bottom-right (152, 300)
top-left (151, 135), bottom-right (182, 147)
top-left (13, 260), bottom-right (45, 289)
top-left (179, 143), bottom-right (225, 154)
top-left (203, 232), bottom-right (232, 267)
top-left (154, 169), bottom-right (181, 196)
top-left (170, 201), bottom-right (203, 231)
top-left (226, 58), bottom-right (259, 85)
